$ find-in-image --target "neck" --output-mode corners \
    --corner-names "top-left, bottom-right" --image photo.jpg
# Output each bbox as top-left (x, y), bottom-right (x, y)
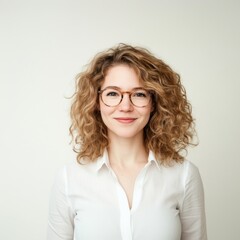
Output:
top-left (107, 134), bottom-right (148, 167)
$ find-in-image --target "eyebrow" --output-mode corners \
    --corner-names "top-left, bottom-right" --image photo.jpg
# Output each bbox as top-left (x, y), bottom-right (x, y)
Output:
top-left (102, 86), bottom-right (146, 91)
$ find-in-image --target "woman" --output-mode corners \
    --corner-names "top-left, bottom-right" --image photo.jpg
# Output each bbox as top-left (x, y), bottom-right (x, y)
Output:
top-left (47, 44), bottom-right (207, 240)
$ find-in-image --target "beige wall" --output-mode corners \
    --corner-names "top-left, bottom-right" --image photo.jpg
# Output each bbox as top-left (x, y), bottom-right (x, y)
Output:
top-left (1, 0), bottom-right (239, 239)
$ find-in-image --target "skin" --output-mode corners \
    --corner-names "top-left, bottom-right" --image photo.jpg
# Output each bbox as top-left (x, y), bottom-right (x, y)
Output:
top-left (99, 64), bottom-right (152, 208)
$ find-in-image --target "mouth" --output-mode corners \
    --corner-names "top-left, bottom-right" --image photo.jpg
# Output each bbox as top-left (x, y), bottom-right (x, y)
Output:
top-left (114, 118), bottom-right (137, 124)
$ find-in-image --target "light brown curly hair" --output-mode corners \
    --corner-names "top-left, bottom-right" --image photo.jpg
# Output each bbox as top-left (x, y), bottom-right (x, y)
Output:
top-left (70, 43), bottom-right (196, 165)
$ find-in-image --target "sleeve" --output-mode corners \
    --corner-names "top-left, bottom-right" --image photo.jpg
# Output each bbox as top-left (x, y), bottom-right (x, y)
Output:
top-left (179, 162), bottom-right (208, 240)
top-left (47, 166), bottom-right (75, 240)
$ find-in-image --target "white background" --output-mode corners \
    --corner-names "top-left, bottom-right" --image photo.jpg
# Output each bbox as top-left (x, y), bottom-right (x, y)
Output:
top-left (0, 0), bottom-right (239, 239)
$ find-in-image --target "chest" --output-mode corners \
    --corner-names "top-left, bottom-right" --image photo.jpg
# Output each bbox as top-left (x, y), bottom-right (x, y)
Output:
top-left (69, 167), bottom-right (183, 240)
top-left (110, 164), bottom-right (144, 209)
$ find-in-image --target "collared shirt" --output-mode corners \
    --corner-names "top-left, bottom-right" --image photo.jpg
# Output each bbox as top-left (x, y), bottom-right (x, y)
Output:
top-left (47, 150), bottom-right (207, 240)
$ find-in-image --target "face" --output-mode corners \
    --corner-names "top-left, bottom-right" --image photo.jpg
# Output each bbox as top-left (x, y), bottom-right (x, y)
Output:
top-left (99, 64), bottom-right (152, 141)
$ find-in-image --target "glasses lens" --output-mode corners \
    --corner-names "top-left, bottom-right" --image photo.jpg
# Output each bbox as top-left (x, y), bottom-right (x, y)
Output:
top-left (101, 88), bottom-right (121, 106)
top-left (131, 89), bottom-right (150, 107)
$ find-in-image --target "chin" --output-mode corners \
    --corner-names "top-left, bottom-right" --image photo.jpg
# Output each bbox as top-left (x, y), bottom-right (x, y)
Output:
top-left (109, 129), bottom-right (143, 140)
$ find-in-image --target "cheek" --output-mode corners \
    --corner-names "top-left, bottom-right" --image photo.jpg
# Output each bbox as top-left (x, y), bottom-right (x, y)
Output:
top-left (99, 102), bottom-right (114, 120)
top-left (99, 101), bottom-right (108, 114)
top-left (144, 104), bottom-right (152, 117)
top-left (143, 108), bottom-right (152, 125)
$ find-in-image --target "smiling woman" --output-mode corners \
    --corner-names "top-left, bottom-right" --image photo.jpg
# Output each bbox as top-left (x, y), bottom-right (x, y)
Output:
top-left (47, 44), bottom-right (207, 240)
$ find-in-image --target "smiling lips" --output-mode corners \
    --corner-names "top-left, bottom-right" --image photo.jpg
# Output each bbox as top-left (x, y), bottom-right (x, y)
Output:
top-left (114, 118), bottom-right (137, 123)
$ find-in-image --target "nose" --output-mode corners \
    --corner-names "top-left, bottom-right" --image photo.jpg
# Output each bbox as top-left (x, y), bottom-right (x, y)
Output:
top-left (119, 93), bottom-right (134, 111)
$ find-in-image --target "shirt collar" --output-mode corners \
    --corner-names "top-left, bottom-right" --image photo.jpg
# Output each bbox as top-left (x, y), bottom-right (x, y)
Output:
top-left (94, 149), bottom-right (161, 172)
top-left (147, 150), bottom-right (161, 170)
top-left (94, 149), bottom-right (110, 172)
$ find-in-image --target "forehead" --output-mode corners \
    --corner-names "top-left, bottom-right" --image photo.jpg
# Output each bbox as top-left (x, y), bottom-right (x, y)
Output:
top-left (101, 64), bottom-right (142, 90)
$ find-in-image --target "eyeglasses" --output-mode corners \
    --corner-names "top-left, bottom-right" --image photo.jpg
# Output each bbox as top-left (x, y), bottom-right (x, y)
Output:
top-left (98, 87), bottom-right (151, 107)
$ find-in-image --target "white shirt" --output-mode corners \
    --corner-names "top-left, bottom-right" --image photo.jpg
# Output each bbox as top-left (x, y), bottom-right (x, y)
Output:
top-left (47, 150), bottom-right (207, 240)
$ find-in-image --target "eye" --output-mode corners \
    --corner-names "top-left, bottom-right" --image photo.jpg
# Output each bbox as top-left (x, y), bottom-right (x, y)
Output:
top-left (105, 89), bottom-right (120, 97)
top-left (107, 92), bottom-right (118, 96)
top-left (132, 91), bottom-right (148, 98)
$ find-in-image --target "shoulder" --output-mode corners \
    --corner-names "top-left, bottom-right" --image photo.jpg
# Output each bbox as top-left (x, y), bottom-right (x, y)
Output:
top-left (160, 160), bottom-right (200, 177)
top-left (180, 160), bottom-right (202, 185)
top-left (173, 161), bottom-right (204, 198)
top-left (53, 159), bottom-right (100, 190)
top-left (58, 159), bottom-right (97, 179)
top-left (158, 160), bottom-right (202, 190)
top-left (179, 160), bottom-right (201, 179)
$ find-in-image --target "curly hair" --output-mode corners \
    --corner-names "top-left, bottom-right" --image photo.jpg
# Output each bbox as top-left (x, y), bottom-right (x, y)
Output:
top-left (70, 43), bottom-right (196, 165)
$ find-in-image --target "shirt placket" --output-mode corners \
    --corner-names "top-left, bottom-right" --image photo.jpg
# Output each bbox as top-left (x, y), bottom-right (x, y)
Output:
top-left (109, 163), bottom-right (150, 240)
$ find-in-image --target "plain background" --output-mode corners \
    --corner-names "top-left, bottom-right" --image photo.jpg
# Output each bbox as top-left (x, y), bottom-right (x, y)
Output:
top-left (0, 0), bottom-right (239, 239)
